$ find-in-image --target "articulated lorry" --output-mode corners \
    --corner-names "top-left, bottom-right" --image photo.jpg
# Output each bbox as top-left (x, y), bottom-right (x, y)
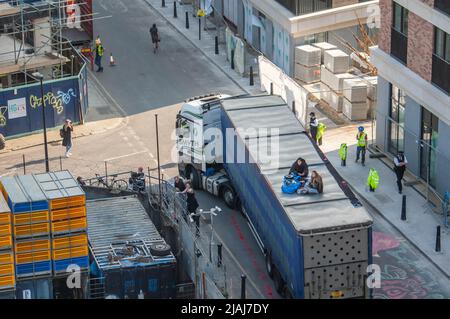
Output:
top-left (176, 94), bottom-right (373, 299)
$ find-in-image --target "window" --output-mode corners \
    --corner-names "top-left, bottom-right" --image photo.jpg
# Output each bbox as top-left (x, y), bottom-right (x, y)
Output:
top-left (420, 108), bottom-right (439, 188)
top-left (388, 84), bottom-right (406, 154)
top-left (432, 27), bottom-right (450, 94)
top-left (435, 0), bottom-right (450, 17)
top-left (391, 3), bottom-right (408, 64)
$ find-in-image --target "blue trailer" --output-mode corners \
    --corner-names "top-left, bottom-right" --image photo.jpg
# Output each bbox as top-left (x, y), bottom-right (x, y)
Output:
top-left (220, 95), bottom-right (373, 299)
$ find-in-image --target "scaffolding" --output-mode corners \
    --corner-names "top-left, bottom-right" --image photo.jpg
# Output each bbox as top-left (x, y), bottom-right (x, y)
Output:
top-left (0, 0), bottom-right (100, 88)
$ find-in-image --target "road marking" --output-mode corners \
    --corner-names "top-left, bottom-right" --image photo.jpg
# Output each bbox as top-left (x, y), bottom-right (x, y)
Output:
top-left (104, 150), bottom-right (148, 162)
top-left (213, 230), bottom-right (266, 299)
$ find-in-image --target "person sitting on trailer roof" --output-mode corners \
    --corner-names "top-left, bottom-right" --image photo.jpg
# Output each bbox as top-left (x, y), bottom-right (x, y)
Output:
top-left (289, 157), bottom-right (309, 179)
top-left (298, 170), bottom-right (323, 195)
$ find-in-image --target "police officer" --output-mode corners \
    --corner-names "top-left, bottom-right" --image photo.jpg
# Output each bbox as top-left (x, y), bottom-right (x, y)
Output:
top-left (394, 151), bottom-right (408, 194)
top-left (355, 126), bottom-right (368, 166)
top-left (309, 112), bottom-right (318, 143)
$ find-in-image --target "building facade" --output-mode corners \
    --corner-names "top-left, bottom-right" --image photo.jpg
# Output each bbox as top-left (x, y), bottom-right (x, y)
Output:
top-left (214, 0), bottom-right (379, 76)
top-left (371, 0), bottom-right (450, 195)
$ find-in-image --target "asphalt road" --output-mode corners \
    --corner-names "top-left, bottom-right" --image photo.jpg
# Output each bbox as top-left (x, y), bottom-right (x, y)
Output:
top-left (93, 0), bottom-right (244, 115)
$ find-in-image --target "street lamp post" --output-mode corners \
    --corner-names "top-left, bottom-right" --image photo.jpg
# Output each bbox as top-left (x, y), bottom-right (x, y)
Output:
top-left (33, 72), bottom-right (49, 172)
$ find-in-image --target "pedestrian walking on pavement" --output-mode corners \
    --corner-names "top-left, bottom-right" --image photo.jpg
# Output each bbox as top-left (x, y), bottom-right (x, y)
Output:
top-left (339, 143), bottom-right (348, 166)
top-left (367, 168), bottom-right (380, 192)
top-left (150, 24), bottom-right (160, 54)
top-left (95, 37), bottom-right (104, 72)
top-left (62, 119), bottom-right (73, 158)
top-left (394, 150), bottom-right (408, 194)
top-left (355, 126), bottom-right (368, 166)
top-left (309, 112), bottom-right (318, 143)
top-left (182, 182), bottom-right (200, 236)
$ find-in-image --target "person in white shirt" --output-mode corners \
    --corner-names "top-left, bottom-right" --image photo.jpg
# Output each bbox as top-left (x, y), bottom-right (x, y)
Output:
top-left (309, 112), bottom-right (319, 143)
top-left (394, 151), bottom-right (408, 194)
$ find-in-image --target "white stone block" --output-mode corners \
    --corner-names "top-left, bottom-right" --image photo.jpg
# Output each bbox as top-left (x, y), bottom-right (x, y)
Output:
top-left (295, 45), bottom-right (322, 67)
top-left (343, 78), bottom-right (368, 102)
top-left (312, 42), bottom-right (338, 63)
top-left (295, 64), bottom-right (321, 83)
top-left (324, 49), bottom-right (350, 74)
top-left (321, 66), bottom-right (354, 93)
top-left (363, 76), bottom-right (378, 100)
top-left (343, 98), bottom-right (369, 121)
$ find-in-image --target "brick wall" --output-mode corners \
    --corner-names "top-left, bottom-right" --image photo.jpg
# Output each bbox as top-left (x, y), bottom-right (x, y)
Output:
top-left (378, 0), bottom-right (392, 54)
top-left (332, 0), bottom-right (358, 8)
top-left (407, 12), bottom-right (434, 82)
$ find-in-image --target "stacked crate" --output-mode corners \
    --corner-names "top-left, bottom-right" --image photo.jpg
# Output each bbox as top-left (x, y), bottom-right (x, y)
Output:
top-left (342, 78), bottom-right (369, 121)
top-left (33, 171), bottom-right (88, 275)
top-left (0, 175), bottom-right (52, 279)
top-left (0, 192), bottom-right (14, 291)
top-left (294, 45), bottom-right (322, 84)
top-left (363, 76), bottom-right (378, 119)
top-left (320, 48), bottom-right (353, 113)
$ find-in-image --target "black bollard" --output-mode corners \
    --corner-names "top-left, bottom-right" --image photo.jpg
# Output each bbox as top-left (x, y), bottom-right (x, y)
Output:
top-left (270, 82), bottom-right (274, 95)
top-left (198, 18), bottom-right (201, 40)
top-left (185, 11), bottom-right (189, 29)
top-left (215, 36), bottom-right (219, 55)
top-left (241, 275), bottom-right (246, 299)
top-left (231, 49), bottom-right (235, 70)
top-left (250, 66), bottom-right (254, 86)
top-left (162, 0), bottom-right (165, 7)
top-left (401, 195), bottom-right (406, 221)
top-left (173, 1), bottom-right (177, 18)
top-left (436, 226), bottom-right (441, 252)
top-left (217, 243), bottom-right (222, 267)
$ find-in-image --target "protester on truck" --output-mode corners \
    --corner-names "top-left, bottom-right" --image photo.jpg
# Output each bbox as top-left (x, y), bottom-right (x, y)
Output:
top-left (289, 157), bottom-right (309, 179)
top-left (298, 170), bottom-right (323, 195)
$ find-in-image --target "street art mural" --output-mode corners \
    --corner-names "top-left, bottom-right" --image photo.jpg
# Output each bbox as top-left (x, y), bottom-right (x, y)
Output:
top-left (372, 231), bottom-right (449, 299)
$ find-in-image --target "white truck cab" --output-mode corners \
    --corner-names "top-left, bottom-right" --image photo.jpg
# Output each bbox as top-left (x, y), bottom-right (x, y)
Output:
top-left (176, 93), bottom-right (238, 209)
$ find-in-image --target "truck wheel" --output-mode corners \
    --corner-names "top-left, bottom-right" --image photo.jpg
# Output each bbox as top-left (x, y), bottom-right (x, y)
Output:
top-left (187, 168), bottom-right (200, 190)
top-left (150, 243), bottom-right (171, 256)
top-left (221, 185), bottom-right (236, 209)
top-left (265, 253), bottom-right (274, 278)
top-left (0, 134), bottom-right (4, 151)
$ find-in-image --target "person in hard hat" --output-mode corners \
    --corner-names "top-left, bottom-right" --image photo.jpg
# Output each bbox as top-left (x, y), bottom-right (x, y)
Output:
top-left (94, 37), bottom-right (104, 72)
top-left (316, 122), bottom-right (326, 146)
top-left (394, 150), bottom-right (408, 194)
top-left (367, 168), bottom-right (380, 192)
top-left (355, 126), bottom-right (368, 166)
top-left (309, 112), bottom-right (318, 143)
top-left (339, 143), bottom-right (348, 166)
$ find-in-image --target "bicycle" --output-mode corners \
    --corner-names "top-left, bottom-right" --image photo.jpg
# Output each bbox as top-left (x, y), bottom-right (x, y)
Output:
top-left (93, 173), bottom-right (129, 193)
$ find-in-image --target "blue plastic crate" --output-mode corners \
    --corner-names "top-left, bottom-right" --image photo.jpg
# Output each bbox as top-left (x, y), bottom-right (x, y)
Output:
top-left (53, 256), bottom-right (89, 273)
top-left (15, 261), bottom-right (52, 277)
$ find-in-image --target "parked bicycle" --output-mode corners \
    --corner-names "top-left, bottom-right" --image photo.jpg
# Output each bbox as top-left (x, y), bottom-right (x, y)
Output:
top-left (93, 174), bottom-right (129, 192)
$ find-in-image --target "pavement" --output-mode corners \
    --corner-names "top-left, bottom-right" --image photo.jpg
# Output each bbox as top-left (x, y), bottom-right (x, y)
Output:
top-left (321, 124), bottom-right (450, 280)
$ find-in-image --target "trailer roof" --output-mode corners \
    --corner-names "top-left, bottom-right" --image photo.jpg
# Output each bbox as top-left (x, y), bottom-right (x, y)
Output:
top-left (221, 95), bottom-right (373, 234)
top-left (86, 196), bottom-right (175, 271)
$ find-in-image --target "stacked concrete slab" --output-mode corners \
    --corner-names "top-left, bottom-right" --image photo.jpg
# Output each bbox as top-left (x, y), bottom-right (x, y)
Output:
top-left (319, 46), bottom-right (353, 113)
top-left (312, 42), bottom-right (337, 64)
top-left (364, 76), bottom-right (378, 119)
top-left (342, 79), bottom-right (369, 121)
top-left (294, 45), bottom-right (321, 83)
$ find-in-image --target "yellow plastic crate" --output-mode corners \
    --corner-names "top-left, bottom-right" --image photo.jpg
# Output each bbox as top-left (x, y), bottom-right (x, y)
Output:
top-left (16, 250), bottom-right (51, 264)
top-left (52, 234), bottom-right (88, 250)
top-left (0, 224), bottom-right (11, 237)
top-left (13, 211), bottom-right (49, 226)
top-left (51, 206), bottom-right (86, 222)
top-left (51, 217), bottom-right (87, 234)
top-left (0, 263), bottom-right (14, 276)
top-left (14, 222), bottom-right (50, 238)
top-left (0, 235), bottom-right (12, 249)
top-left (15, 239), bottom-right (51, 253)
top-left (52, 246), bottom-right (88, 261)
top-left (0, 275), bottom-right (15, 288)
top-left (50, 195), bottom-right (86, 211)
top-left (0, 252), bottom-right (13, 265)
top-left (0, 213), bottom-right (10, 225)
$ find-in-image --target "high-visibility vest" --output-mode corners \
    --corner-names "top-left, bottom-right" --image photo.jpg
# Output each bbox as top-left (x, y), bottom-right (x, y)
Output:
top-left (96, 44), bottom-right (104, 57)
top-left (367, 168), bottom-right (380, 190)
top-left (339, 143), bottom-right (348, 161)
top-left (317, 123), bottom-right (326, 140)
top-left (357, 132), bottom-right (367, 147)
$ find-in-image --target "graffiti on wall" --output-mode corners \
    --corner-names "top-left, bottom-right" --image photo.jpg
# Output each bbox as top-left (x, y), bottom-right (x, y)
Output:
top-left (29, 89), bottom-right (77, 114)
top-left (0, 106), bottom-right (6, 127)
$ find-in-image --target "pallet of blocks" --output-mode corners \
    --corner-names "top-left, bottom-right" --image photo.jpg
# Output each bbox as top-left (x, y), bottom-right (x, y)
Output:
top-left (363, 76), bottom-right (378, 119)
top-left (343, 78), bottom-right (369, 121)
top-left (0, 175), bottom-right (52, 279)
top-left (294, 45), bottom-right (321, 83)
top-left (324, 49), bottom-right (350, 74)
top-left (311, 42), bottom-right (337, 64)
top-left (0, 192), bottom-right (14, 291)
top-left (320, 65), bottom-right (354, 112)
top-left (33, 171), bottom-right (88, 275)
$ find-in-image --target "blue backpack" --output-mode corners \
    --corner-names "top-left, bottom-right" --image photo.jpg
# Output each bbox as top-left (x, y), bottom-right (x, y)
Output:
top-left (281, 174), bottom-right (304, 194)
